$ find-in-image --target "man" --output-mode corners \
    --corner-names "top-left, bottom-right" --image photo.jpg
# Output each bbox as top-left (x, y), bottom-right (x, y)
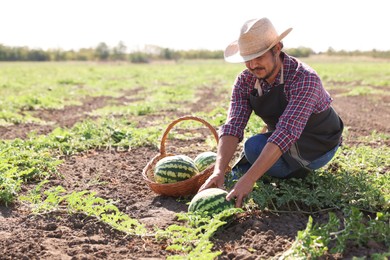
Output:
top-left (199, 18), bottom-right (343, 208)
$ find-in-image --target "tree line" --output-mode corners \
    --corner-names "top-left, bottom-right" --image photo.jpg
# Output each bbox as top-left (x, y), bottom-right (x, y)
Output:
top-left (0, 42), bottom-right (389, 62)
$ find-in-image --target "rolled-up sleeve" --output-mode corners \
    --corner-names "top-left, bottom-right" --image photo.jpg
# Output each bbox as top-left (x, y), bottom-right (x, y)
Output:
top-left (219, 72), bottom-right (254, 142)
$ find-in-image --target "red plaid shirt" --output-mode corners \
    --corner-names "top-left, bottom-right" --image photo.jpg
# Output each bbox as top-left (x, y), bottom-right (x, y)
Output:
top-left (219, 52), bottom-right (332, 153)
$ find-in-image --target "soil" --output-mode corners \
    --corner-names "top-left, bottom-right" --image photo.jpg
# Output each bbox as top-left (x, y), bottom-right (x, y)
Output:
top-left (0, 81), bottom-right (389, 259)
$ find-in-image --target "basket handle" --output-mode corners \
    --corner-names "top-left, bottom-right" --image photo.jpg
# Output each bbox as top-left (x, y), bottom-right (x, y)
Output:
top-left (160, 116), bottom-right (219, 155)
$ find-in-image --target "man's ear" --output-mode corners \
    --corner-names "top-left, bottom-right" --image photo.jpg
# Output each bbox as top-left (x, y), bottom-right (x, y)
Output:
top-left (275, 42), bottom-right (283, 54)
top-left (271, 43), bottom-right (282, 56)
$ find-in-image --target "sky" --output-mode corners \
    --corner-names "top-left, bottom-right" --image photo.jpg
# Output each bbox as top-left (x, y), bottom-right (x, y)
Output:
top-left (1, 0), bottom-right (389, 53)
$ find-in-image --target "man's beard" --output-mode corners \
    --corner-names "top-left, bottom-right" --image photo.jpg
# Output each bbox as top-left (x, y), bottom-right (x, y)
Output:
top-left (258, 52), bottom-right (278, 81)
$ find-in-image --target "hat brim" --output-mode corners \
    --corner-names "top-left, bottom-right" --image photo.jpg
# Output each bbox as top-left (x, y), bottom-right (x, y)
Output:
top-left (224, 28), bottom-right (293, 63)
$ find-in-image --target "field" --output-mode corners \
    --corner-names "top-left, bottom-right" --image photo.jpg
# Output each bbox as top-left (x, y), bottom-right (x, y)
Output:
top-left (0, 57), bottom-right (389, 259)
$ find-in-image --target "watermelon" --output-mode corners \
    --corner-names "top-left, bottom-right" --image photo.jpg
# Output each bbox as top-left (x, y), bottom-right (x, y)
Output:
top-left (154, 155), bottom-right (199, 184)
top-left (194, 151), bottom-right (217, 172)
top-left (188, 188), bottom-right (235, 216)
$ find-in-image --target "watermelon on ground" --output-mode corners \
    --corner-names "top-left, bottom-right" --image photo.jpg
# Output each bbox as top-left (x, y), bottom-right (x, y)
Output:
top-left (188, 188), bottom-right (235, 216)
top-left (154, 155), bottom-right (199, 184)
top-left (194, 151), bottom-right (217, 172)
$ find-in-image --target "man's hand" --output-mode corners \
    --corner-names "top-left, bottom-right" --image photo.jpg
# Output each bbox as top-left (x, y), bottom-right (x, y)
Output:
top-left (227, 142), bottom-right (282, 207)
top-left (198, 136), bottom-right (239, 193)
top-left (198, 171), bottom-right (225, 192)
top-left (226, 174), bottom-right (256, 208)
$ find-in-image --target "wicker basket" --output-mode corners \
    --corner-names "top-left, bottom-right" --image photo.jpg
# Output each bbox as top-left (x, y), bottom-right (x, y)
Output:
top-left (142, 115), bottom-right (227, 197)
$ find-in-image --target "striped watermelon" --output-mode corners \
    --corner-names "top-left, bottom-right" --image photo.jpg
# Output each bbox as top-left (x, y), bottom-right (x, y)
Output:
top-left (154, 155), bottom-right (199, 184)
top-left (194, 151), bottom-right (217, 172)
top-left (188, 188), bottom-right (235, 216)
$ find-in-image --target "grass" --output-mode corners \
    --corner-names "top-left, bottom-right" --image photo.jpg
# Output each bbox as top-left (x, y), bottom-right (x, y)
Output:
top-left (301, 55), bottom-right (390, 88)
top-left (0, 60), bottom-right (240, 125)
top-left (339, 86), bottom-right (388, 96)
top-left (1, 56), bottom-right (389, 258)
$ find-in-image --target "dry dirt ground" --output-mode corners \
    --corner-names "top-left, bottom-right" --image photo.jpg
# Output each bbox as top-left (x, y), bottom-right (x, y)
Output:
top-left (0, 84), bottom-right (389, 259)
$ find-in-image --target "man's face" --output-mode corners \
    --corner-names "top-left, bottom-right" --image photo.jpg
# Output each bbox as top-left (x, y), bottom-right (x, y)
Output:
top-left (245, 48), bottom-right (277, 81)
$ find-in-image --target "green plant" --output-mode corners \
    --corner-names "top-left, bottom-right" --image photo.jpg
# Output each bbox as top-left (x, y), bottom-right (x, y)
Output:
top-left (20, 185), bottom-right (147, 236)
top-left (156, 208), bottom-right (243, 259)
top-left (20, 183), bottom-right (242, 258)
top-left (281, 207), bottom-right (390, 258)
top-left (249, 144), bottom-right (389, 213)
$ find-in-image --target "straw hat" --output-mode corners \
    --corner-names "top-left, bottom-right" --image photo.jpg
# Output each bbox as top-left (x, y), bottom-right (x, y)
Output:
top-left (224, 18), bottom-right (293, 63)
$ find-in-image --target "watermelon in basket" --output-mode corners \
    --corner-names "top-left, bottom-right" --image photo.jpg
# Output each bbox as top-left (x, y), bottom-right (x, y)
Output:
top-left (194, 151), bottom-right (217, 172)
top-left (142, 116), bottom-right (230, 197)
top-left (154, 155), bottom-right (199, 184)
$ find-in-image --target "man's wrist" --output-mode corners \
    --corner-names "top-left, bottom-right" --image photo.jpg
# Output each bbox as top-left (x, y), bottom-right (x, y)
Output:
top-left (213, 169), bottom-right (226, 177)
top-left (244, 170), bottom-right (260, 185)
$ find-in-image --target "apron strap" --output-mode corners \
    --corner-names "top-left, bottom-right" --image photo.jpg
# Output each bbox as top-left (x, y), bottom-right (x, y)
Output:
top-left (254, 64), bottom-right (284, 96)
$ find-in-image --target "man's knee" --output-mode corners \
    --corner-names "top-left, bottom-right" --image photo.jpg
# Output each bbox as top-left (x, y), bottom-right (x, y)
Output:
top-left (244, 134), bottom-right (268, 163)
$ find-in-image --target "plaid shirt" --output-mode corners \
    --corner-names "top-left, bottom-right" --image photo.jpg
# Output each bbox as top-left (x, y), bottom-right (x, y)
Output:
top-left (219, 52), bottom-right (332, 153)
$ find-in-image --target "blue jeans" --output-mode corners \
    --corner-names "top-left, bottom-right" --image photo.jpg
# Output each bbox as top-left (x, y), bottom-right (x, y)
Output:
top-left (233, 134), bottom-right (340, 179)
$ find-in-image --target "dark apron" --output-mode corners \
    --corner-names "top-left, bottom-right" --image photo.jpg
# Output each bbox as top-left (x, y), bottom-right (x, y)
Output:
top-left (248, 83), bottom-right (344, 171)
